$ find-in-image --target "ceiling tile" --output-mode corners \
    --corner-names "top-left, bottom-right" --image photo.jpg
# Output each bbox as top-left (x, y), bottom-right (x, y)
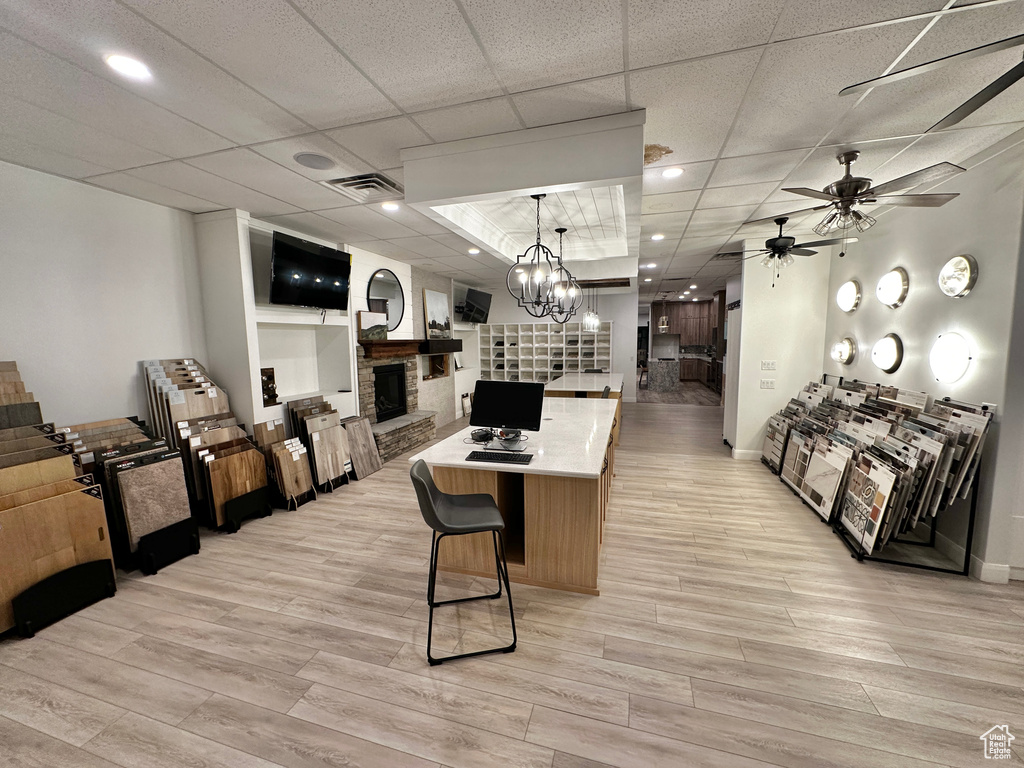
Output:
top-left (872, 123), bottom-right (1024, 186)
top-left (641, 211), bottom-right (692, 239)
top-left (698, 181), bottom-right (779, 209)
top-left (120, 0), bottom-right (398, 129)
top-left (346, 239), bottom-right (428, 262)
top-left (260, 212), bottom-right (368, 244)
top-left (769, 0), bottom-right (945, 41)
top-left (316, 204), bottom-right (421, 239)
top-left (325, 117), bottom-right (432, 170)
top-left (629, 0), bottom-right (785, 69)
top-left (0, 133), bottom-right (114, 179)
top-left (723, 22), bottom-right (930, 157)
top-left (685, 205), bottom-right (756, 237)
top-left (512, 76), bottom-right (628, 128)
top-left (369, 206), bottom-right (451, 236)
top-left (435, 255), bottom-right (489, 271)
top-left (642, 190), bottom-right (701, 214)
top-left (292, 0), bottom-right (504, 112)
top-left (0, 0), bottom-right (307, 144)
top-left (185, 148), bottom-right (356, 210)
top-left (430, 232), bottom-right (490, 253)
top-left (463, 0), bottom-right (623, 91)
top-left (249, 134), bottom-right (373, 183)
top-left (642, 161), bottom-right (714, 195)
top-left (387, 236), bottom-right (460, 259)
top-left (0, 94), bottom-right (167, 171)
top-left (85, 172), bottom-right (220, 212)
top-left (127, 161), bottom-right (301, 217)
top-left (0, 32), bottom-right (230, 158)
top-left (707, 149), bottom-right (811, 187)
top-left (673, 236), bottom-right (730, 259)
top-left (413, 98), bottom-right (523, 143)
top-left (630, 49), bottom-right (762, 163)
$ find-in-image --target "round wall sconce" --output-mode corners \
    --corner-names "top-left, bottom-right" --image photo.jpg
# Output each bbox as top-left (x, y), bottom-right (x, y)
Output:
top-left (929, 332), bottom-right (972, 382)
top-left (871, 334), bottom-right (904, 373)
top-left (938, 254), bottom-right (978, 298)
top-left (836, 280), bottom-right (861, 313)
top-left (876, 268), bottom-right (909, 308)
top-left (830, 338), bottom-right (856, 364)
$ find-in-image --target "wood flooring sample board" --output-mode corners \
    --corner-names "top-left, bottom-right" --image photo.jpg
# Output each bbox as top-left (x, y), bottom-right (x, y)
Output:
top-left (309, 425), bottom-right (348, 486)
top-left (0, 444), bottom-right (77, 470)
top-left (272, 442), bottom-right (314, 503)
top-left (0, 403), bottom-right (43, 430)
top-left (0, 361), bottom-right (19, 372)
top-left (0, 434), bottom-right (66, 455)
top-left (0, 455), bottom-right (78, 494)
top-left (0, 475), bottom-right (94, 512)
top-left (0, 424), bottom-right (55, 442)
top-left (0, 486), bottom-right (111, 632)
top-left (207, 447), bottom-right (267, 527)
top-left (342, 418), bottom-right (382, 479)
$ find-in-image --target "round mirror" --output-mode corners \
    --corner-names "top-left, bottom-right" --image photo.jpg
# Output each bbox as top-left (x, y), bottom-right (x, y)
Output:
top-left (367, 269), bottom-right (404, 331)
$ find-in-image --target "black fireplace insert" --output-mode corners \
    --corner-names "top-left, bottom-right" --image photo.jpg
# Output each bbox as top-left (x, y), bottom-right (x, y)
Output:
top-left (374, 363), bottom-right (407, 422)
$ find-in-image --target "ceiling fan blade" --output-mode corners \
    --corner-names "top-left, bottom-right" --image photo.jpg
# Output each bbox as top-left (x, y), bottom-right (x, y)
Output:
top-left (839, 33), bottom-right (1024, 96)
top-left (794, 237), bottom-right (857, 248)
top-left (789, 248), bottom-right (818, 256)
top-left (868, 193), bottom-right (959, 207)
top-left (781, 187), bottom-right (840, 201)
top-left (741, 251), bottom-right (771, 261)
top-left (929, 60), bottom-right (1024, 131)
top-left (864, 162), bottom-right (965, 196)
top-left (742, 205), bottom-right (831, 227)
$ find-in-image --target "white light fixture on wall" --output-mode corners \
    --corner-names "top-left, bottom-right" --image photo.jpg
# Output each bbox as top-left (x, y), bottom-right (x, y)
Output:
top-left (871, 334), bottom-right (904, 373)
top-left (836, 280), bottom-right (861, 313)
top-left (938, 254), bottom-right (978, 298)
top-left (876, 268), bottom-right (909, 308)
top-left (830, 338), bottom-right (856, 364)
top-left (929, 332), bottom-right (972, 382)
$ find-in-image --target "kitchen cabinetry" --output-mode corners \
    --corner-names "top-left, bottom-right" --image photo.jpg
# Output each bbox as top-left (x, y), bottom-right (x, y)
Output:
top-left (651, 300), bottom-right (713, 345)
top-left (679, 358), bottom-right (713, 382)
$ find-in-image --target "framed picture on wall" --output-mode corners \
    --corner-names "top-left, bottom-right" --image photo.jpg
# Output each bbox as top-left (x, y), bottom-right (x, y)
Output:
top-left (423, 288), bottom-right (451, 340)
top-left (357, 311), bottom-right (388, 340)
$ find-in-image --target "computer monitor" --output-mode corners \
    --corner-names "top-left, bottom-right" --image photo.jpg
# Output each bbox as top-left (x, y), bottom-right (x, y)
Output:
top-left (470, 380), bottom-right (546, 432)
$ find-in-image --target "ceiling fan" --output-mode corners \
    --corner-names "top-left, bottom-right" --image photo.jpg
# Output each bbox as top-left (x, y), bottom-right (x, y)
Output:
top-left (840, 33), bottom-right (1024, 133)
top-left (743, 150), bottom-right (964, 240)
top-left (716, 217), bottom-right (853, 287)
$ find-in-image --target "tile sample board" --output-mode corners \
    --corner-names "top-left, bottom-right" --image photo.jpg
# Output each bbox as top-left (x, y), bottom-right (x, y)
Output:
top-left (116, 455), bottom-right (192, 551)
top-left (0, 423), bottom-right (56, 442)
top-left (342, 417), bottom-right (382, 479)
top-left (0, 402), bottom-right (43, 430)
top-left (0, 486), bottom-right (112, 632)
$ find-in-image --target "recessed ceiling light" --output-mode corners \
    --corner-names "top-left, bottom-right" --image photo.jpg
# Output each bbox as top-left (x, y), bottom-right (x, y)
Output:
top-left (651, 234), bottom-right (665, 241)
top-left (684, 291), bottom-right (690, 295)
top-left (646, 263), bottom-right (656, 268)
top-left (381, 202), bottom-right (400, 212)
top-left (293, 152), bottom-right (336, 170)
top-left (692, 297), bottom-right (698, 302)
top-left (105, 54), bottom-right (152, 81)
top-left (468, 248), bottom-right (480, 254)
top-left (678, 295), bottom-right (685, 299)
top-left (661, 167), bottom-right (684, 178)
top-left (689, 284), bottom-right (697, 289)
top-left (643, 278), bottom-right (652, 282)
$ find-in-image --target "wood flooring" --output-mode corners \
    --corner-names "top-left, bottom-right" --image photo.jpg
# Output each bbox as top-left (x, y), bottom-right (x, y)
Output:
top-left (2, 402), bottom-right (1023, 767)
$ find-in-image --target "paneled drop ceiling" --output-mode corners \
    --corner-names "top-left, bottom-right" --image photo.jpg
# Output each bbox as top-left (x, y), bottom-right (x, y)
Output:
top-left (0, 0), bottom-right (1022, 302)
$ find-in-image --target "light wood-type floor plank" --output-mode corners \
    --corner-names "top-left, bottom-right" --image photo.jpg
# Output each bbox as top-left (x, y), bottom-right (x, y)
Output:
top-left (2, 403), bottom-right (1022, 767)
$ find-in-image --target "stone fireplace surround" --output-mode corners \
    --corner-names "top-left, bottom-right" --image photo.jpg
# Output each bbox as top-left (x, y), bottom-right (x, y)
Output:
top-left (356, 345), bottom-right (436, 463)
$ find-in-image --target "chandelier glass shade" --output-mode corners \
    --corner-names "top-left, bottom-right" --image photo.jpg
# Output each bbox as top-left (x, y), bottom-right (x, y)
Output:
top-left (506, 195), bottom-right (581, 323)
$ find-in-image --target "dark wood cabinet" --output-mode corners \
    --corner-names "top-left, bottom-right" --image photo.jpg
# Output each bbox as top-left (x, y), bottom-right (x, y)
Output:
top-left (652, 300), bottom-right (714, 345)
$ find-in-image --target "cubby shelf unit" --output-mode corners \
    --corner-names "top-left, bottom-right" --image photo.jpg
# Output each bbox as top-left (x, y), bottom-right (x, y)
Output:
top-left (479, 321), bottom-right (613, 383)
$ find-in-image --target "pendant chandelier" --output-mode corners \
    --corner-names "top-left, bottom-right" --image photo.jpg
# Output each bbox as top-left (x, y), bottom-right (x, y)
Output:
top-left (583, 286), bottom-right (600, 332)
top-left (506, 194), bottom-right (581, 322)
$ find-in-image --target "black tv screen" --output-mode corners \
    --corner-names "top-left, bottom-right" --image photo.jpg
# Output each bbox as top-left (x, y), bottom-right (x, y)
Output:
top-left (270, 232), bottom-right (351, 311)
top-left (462, 288), bottom-right (492, 323)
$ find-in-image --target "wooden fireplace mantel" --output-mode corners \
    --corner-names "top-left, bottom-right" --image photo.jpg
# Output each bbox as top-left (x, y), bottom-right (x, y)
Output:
top-left (360, 338), bottom-right (464, 359)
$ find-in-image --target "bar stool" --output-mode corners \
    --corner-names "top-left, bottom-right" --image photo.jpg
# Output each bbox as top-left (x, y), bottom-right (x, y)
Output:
top-left (409, 460), bottom-right (517, 665)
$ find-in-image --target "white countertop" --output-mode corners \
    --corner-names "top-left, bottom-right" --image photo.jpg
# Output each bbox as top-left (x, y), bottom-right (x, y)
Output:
top-left (546, 373), bottom-right (624, 393)
top-left (409, 398), bottom-right (617, 479)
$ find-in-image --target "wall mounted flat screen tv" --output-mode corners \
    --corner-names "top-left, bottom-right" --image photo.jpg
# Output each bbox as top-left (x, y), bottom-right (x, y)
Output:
top-left (461, 288), bottom-right (492, 323)
top-left (270, 232), bottom-right (351, 311)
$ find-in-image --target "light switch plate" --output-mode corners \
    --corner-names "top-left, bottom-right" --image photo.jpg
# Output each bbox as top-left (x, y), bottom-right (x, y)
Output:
top-left (760, 360), bottom-right (777, 371)
top-left (760, 378), bottom-right (775, 389)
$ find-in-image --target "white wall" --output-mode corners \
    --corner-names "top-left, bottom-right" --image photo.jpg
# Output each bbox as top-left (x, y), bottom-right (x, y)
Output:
top-left (0, 161), bottom-right (206, 426)
top-left (733, 242), bottom-right (830, 459)
top-left (723, 276), bottom-right (742, 446)
top-left (822, 141), bottom-right (1024, 581)
top-left (347, 246), bottom-right (413, 340)
top-left (486, 286), bottom-right (639, 402)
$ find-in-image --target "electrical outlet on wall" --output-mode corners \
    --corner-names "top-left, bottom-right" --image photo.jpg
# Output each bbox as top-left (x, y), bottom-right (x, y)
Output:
top-left (760, 360), bottom-right (777, 371)
top-left (760, 378), bottom-right (775, 389)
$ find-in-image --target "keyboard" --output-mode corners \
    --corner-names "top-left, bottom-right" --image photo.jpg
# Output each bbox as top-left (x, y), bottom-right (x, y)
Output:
top-left (466, 451), bottom-right (533, 464)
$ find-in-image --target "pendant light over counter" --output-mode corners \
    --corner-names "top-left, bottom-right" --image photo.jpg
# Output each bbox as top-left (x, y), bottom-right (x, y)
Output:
top-left (506, 195), bottom-right (581, 324)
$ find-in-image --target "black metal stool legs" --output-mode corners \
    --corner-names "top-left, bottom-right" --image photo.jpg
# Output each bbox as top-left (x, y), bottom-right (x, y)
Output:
top-left (426, 530), bottom-right (517, 665)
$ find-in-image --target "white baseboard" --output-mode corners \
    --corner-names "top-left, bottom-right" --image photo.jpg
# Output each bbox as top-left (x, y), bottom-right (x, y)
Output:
top-left (732, 449), bottom-right (761, 461)
top-left (973, 556), bottom-right (1010, 583)
top-left (622, 395), bottom-right (637, 403)
top-left (1010, 566), bottom-right (1024, 581)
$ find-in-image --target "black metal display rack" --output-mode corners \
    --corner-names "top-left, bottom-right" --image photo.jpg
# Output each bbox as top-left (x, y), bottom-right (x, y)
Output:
top-left (12, 560), bottom-right (116, 638)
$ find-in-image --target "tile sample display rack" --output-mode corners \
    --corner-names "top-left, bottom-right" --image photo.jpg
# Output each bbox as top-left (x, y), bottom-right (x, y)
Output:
top-left (479, 321), bottom-right (613, 382)
top-left (763, 377), bottom-right (986, 576)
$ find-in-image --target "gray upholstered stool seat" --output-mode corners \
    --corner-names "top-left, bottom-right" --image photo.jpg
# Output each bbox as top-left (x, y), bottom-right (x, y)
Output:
top-left (433, 493), bottom-right (504, 533)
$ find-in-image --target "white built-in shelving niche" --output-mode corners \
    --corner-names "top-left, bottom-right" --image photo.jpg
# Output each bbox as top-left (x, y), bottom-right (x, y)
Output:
top-left (479, 321), bottom-right (613, 383)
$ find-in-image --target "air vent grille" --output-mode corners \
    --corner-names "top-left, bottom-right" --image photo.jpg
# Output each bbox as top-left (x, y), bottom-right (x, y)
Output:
top-left (576, 278), bottom-right (632, 289)
top-left (320, 172), bottom-right (404, 204)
